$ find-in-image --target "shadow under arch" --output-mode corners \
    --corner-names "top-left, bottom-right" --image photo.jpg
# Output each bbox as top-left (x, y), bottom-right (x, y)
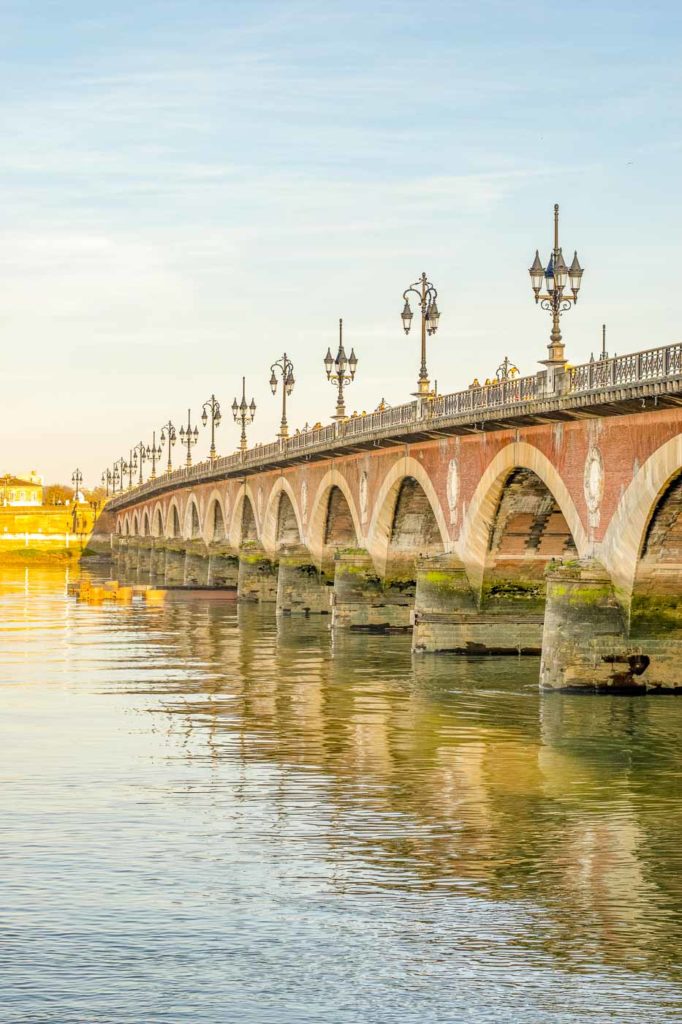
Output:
top-left (151, 503), bottom-right (164, 539)
top-left (602, 433), bottom-right (682, 601)
top-left (307, 470), bottom-right (362, 562)
top-left (183, 495), bottom-right (202, 541)
top-left (261, 477), bottom-right (304, 553)
top-left (204, 490), bottom-right (227, 545)
top-left (229, 484), bottom-right (260, 549)
top-left (366, 456), bottom-right (450, 574)
top-left (166, 499), bottom-right (182, 540)
top-left (459, 441), bottom-right (589, 598)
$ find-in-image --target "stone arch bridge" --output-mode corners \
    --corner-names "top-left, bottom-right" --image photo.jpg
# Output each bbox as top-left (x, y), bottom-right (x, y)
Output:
top-left (103, 342), bottom-right (682, 693)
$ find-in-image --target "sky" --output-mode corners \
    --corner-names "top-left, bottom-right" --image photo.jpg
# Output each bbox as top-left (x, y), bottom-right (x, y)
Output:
top-left (2, 0), bottom-right (682, 485)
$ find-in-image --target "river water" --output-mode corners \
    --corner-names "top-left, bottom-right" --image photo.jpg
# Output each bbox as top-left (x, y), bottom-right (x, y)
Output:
top-left (2, 565), bottom-right (682, 1023)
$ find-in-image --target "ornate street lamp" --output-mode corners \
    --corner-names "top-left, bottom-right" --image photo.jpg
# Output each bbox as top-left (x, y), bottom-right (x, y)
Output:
top-left (160, 421), bottom-right (176, 473)
top-left (269, 353), bottom-right (295, 439)
top-left (401, 271), bottom-right (440, 396)
top-left (201, 395), bottom-right (222, 462)
top-left (324, 318), bottom-right (357, 420)
top-left (232, 377), bottom-right (256, 452)
top-left (71, 468), bottom-right (83, 503)
top-left (146, 432), bottom-right (162, 480)
top-left (112, 461), bottom-right (122, 495)
top-left (178, 409), bottom-right (199, 468)
top-left (495, 357), bottom-right (519, 381)
top-left (529, 203), bottom-right (584, 369)
top-left (127, 448), bottom-right (137, 490)
top-left (101, 469), bottom-right (112, 497)
top-left (133, 441), bottom-right (147, 485)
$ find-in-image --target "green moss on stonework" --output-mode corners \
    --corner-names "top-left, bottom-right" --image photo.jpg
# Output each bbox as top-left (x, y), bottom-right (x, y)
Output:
top-left (284, 562), bottom-right (320, 578)
top-left (566, 585), bottom-right (614, 606)
top-left (630, 595), bottom-right (682, 635)
top-left (383, 577), bottom-right (416, 593)
top-left (336, 563), bottom-right (374, 577)
top-left (239, 551), bottom-right (274, 566)
top-left (335, 547), bottom-right (369, 559)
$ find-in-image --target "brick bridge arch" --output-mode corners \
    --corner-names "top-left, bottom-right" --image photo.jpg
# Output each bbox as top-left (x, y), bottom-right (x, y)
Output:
top-left (458, 441), bottom-right (589, 596)
top-left (203, 489), bottom-right (227, 544)
top-left (229, 484), bottom-right (260, 548)
top-left (307, 471), bottom-right (361, 563)
top-left (261, 477), bottom-right (303, 552)
top-left (602, 433), bottom-right (682, 600)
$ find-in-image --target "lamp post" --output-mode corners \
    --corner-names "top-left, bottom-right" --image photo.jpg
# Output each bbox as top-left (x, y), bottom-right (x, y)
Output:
top-left (126, 449), bottom-right (136, 490)
top-left (71, 468), bottom-right (83, 503)
top-left (401, 272), bottom-right (440, 396)
top-left (101, 469), bottom-right (112, 497)
top-left (528, 203), bottom-right (584, 370)
top-left (495, 357), bottom-right (519, 381)
top-left (178, 409), bottom-right (199, 468)
top-left (269, 353), bottom-right (295, 438)
top-left (133, 442), bottom-right (147, 485)
top-left (324, 318), bottom-right (357, 420)
top-left (146, 432), bottom-right (162, 480)
top-left (232, 377), bottom-right (256, 452)
top-left (201, 395), bottom-right (222, 462)
top-left (160, 421), bottom-right (176, 473)
top-left (112, 462), bottom-right (122, 495)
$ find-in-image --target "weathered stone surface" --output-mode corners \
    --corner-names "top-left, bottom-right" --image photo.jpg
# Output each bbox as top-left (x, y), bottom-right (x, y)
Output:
top-left (539, 559), bottom-right (648, 693)
top-left (207, 546), bottom-right (239, 588)
top-left (150, 542), bottom-right (167, 578)
top-left (183, 540), bottom-right (210, 585)
top-left (332, 549), bottom-right (412, 632)
top-left (164, 545), bottom-right (187, 585)
top-left (276, 547), bottom-right (331, 615)
top-left (413, 553), bottom-right (543, 654)
top-left (238, 545), bottom-right (278, 602)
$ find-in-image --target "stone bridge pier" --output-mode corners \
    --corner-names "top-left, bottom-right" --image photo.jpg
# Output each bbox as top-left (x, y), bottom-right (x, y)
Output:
top-left (103, 397), bottom-right (682, 694)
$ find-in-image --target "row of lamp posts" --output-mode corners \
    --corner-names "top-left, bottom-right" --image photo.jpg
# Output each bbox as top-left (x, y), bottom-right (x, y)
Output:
top-left (99, 203), bottom-right (584, 497)
top-left (100, 329), bottom-right (359, 494)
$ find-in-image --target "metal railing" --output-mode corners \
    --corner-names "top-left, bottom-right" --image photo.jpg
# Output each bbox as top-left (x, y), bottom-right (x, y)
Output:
top-left (108, 340), bottom-right (682, 510)
top-left (566, 342), bottom-right (682, 393)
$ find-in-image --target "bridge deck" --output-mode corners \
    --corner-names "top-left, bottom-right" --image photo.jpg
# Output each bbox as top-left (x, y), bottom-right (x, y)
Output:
top-left (107, 341), bottom-right (682, 510)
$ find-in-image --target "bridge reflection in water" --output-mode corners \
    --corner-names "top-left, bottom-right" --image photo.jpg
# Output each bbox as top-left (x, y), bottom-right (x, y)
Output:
top-left (3, 564), bottom-right (682, 1021)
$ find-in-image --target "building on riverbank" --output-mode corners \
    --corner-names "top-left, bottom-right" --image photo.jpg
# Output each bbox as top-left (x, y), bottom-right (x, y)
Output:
top-left (1, 472), bottom-right (44, 507)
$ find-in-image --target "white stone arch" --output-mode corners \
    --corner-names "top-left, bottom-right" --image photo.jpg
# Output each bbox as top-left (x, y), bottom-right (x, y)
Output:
top-left (601, 433), bottom-right (682, 601)
top-left (202, 488), bottom-right (228, 545)
top-left (166, 497), bottom-right (182, 539)
top-left (307, 468), bottom-right (363, 562)
top-left (366, 456), bottom-right (451, 573)
top-left (458, 441), bottom-right (589, 596)
top-left (261, 477), bottom-right (304, 552)
top-left (122, 513), bottom-right (131, 537)
top-left (141, 508), bottom-right (151, 537)
top-left (183, 493), bottom-right (202, 541)
top-left (151, 502), bottom-right (164, 538)
top-left (228, 482), bottom-right (261, 549)
top-left (131, 511), bottom-right (140, 537)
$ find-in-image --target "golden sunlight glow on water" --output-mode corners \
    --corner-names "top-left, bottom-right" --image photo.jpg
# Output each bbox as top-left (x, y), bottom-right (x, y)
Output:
top-left (2, 565), bottom-right (682, 1022)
